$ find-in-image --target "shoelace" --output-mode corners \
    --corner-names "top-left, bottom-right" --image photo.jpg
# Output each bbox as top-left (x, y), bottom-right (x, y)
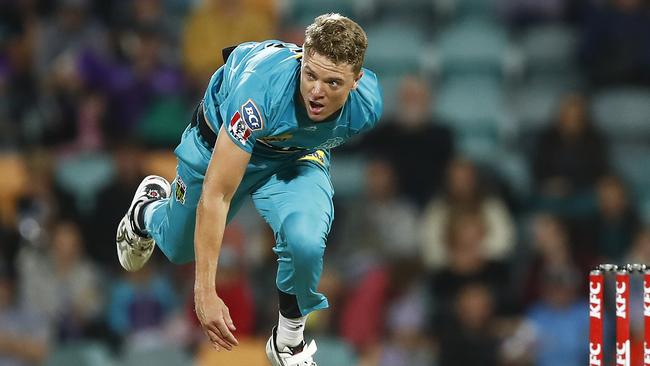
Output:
top-left (284, 340), bottom-right (317, 366)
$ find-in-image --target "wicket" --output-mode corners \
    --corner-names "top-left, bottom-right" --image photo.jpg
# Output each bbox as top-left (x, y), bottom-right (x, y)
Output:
top-left (589, 264), bottom-right (649, 366)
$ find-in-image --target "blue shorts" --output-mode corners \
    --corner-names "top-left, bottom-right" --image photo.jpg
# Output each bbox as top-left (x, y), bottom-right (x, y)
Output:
top-left (143, 124), bottom-right (334, 315)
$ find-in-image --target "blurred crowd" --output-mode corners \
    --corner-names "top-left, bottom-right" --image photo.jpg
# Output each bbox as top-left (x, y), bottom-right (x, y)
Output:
top-left (0, 0), bottom-right (649, 365)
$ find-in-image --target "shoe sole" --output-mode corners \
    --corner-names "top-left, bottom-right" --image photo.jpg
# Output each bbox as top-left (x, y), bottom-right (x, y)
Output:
top-left (266, 337), bottom-right (282, 366)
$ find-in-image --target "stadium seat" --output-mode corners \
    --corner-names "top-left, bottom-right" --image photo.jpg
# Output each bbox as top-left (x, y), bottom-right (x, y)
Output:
top-left (610, 144), bottom-right (650, 199)
top-left (433, 0), bottom-right (499, 19)
top-left (55, 151), bottom-right (115, 214)
top-left (435, 75), bottom-right (510, 161)
top-left (512, 81), bottom-right (565, 132)
top-left (121, 345), bottom-right (193, 366)
top-left (330, 154), bottom-right (367, 198)
top-left (641, 194), bottom-right (650, 225)
top-left (520, 25), bottom-right (578, 75)
top-left (136, 96), bottom-right (192, 148)
top-left (371, 0), bottom-right (436, 25)
top-left (364, 20), bottom-right (426, 76)
top-left (376, 73), bottom-right (403, 117)
top-left (432, 17), bottom-right (510, 80)
top-left (284, 0), bottom-right (358, 27)
top-left (44, 342), bottom-right (115, 366)
top-left (312, 337), bottom-right (358, 366)
top-left (591, 88), bottom-right (650, 142)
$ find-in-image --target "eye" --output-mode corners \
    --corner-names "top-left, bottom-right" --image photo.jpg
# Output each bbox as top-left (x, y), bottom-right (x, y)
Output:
top-left (306, 72), bottom-right (316, 81)
top-left (328, 80), bottom-right (339, 87)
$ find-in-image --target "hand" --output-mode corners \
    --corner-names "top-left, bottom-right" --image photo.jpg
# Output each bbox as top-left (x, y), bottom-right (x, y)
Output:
top-left (194, 292), bottom-right (238, 351)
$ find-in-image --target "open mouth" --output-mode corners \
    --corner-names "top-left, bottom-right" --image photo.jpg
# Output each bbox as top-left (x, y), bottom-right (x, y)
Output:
top-left (308, 100), bottom-right (325, 115)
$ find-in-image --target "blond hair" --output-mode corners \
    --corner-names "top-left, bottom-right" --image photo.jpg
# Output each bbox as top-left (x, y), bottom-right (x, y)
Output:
top-left (304, 13), bottom-right (368, 73)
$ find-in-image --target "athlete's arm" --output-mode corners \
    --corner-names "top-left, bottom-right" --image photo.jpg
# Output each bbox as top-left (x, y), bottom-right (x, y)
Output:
top-left (194, 125), bottom-right (251, 351)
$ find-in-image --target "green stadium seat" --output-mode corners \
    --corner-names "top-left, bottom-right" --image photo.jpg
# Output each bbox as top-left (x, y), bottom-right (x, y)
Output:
top-left (284, 0), bottom-right (358, 27)
top-left (433, 17), bottom-right (509, 79)
top-left (435, 75), bottom-right (509, 161)
top-left (136, 96), bottom-right (192, 148)
top-left (372, 0), bottom-right (436, 25)
top-left (312, 337), bottom-right (358, 366)
top-left (513, 81), bottom-right (565, 131)
top-left (520, 25), bottom-right (578, 74)
top-left (376, 73), bottom-right (403, 117)
top-left (641, 194), bottom-right (650, 225)
top-left (591, 88), bottom-right (650, 142)
top-left (434, 0), bottom-right (499, 19)
top-left (330, 154), bottom-right (367, 198)
top-left (610, 144), bottom-right (650, 199)
top-left (44, 342), bottom-right (115, 366)
top-left (364, 20), bottom-right (426, 76)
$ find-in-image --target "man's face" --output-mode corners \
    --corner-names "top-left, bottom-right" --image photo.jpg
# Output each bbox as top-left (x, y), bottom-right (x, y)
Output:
top-left (300, 50), bottom-right (362, 122)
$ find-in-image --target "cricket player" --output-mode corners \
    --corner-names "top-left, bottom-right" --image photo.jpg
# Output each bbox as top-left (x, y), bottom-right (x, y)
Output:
top-left (115, 13), bottom-right (382, 366)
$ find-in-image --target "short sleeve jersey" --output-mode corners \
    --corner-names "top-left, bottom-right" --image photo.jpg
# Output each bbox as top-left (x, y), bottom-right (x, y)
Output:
top-left (202, 40), bottom-right (383, 154)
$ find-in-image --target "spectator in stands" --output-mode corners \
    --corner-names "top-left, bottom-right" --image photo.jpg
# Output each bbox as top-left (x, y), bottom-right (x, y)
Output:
top-left (90, 141), bottom-right (145, 270)
top-left (499, 0), bottom-right (567, 27)
top-left (16, 220), bottom-right (103, 342)
top-left (429, 212), bottom-right (512, 319)
top-left (588, 175), bottom-right (640, 262)
top-left (374, 259), bottom-right (435, 366)
top-left (337, 158), bottom-right (420, 263)
top-left (531, 92), bottom-right (608, 216)
top-left (420, 157), bottom-right (515, 271)
top-left (0, 3), bottom-right (38, 148)
top-left (32, 0), bottom-right (109, 80)
top-left (361, 76), bottom-right (454, 208)
top-left (106, 262), bottom-right (179, 345)
top-left (579, 0), bottom-right (650, 87)
top-left (521, 214), bottom-right (578, 306)
top-left (437, 282), bottom-right (500, 366)
top-left (0, 262), bottom-right (50, 366)
top-left (525, 265), bottom-right (588, 366)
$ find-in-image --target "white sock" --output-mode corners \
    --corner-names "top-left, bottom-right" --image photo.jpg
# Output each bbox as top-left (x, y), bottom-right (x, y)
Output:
top-left (276, 312), bottom-right (307, 350)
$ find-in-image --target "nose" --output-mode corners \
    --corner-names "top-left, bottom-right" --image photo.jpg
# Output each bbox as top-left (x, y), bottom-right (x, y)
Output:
top-left (311, 81), bottom-right (325, 99)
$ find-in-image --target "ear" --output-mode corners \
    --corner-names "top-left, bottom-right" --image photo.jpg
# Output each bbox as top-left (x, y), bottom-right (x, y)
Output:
top-left (352, 70), bottom-right (364, 90)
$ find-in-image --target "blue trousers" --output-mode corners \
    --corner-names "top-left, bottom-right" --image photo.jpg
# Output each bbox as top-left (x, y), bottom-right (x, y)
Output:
top-left (143, 125), bottom-right (334, 315)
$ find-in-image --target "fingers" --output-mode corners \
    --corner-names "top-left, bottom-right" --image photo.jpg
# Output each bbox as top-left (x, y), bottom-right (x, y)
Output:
top-left (216, 319), bottom-right (239, 346)
top-left (224, 307), bottom-right (237, 332)
top-left (206, 319), bottom-right (239, 348)
top-left (205, 328), bottom-right (232, 351)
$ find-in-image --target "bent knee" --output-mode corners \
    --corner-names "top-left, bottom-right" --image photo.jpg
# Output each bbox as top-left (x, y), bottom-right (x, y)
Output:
top-left (281, 213), bottom-right (327, 265)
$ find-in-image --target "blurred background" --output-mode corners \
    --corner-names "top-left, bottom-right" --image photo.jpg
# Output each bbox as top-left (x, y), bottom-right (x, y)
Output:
top-left (0, 0), bottom-right (649, 365)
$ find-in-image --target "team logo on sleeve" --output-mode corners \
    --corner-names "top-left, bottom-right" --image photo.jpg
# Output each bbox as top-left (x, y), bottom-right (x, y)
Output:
top-left (174, 176), bottom-right (186, 204)
top-left (241, 99), bottom-right (263, 131)
top-left (228, 111), bottom-right (252, 145)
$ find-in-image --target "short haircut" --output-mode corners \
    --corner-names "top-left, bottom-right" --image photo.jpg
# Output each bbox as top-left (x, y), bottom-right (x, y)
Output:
top-left (303, 13), bottom-right (368, 74)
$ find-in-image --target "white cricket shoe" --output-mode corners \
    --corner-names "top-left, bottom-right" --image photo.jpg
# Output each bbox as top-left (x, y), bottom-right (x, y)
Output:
top-left (116, 175), bottom-right (170, 272)
top-left (266, 327), bottom-right (318, 366)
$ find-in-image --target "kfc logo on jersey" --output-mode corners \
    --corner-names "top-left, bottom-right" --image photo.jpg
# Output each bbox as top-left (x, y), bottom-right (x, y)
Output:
top-left (229, 111), bottom-right (251, 145)
top-left (241, 99), bottom-right (263, 131)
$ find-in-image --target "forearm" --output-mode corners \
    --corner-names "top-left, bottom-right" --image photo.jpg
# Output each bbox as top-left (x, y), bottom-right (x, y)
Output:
top-left (194, 194), bottom-right (230, 294)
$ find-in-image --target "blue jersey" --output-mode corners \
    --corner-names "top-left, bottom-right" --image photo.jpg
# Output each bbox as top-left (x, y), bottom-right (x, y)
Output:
top-left (202, 40), bottom-right (383, 155)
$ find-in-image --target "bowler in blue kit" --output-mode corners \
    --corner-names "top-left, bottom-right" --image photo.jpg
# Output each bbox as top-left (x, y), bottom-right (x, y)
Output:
top-left (115, 13), bottom-right (382, 366)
